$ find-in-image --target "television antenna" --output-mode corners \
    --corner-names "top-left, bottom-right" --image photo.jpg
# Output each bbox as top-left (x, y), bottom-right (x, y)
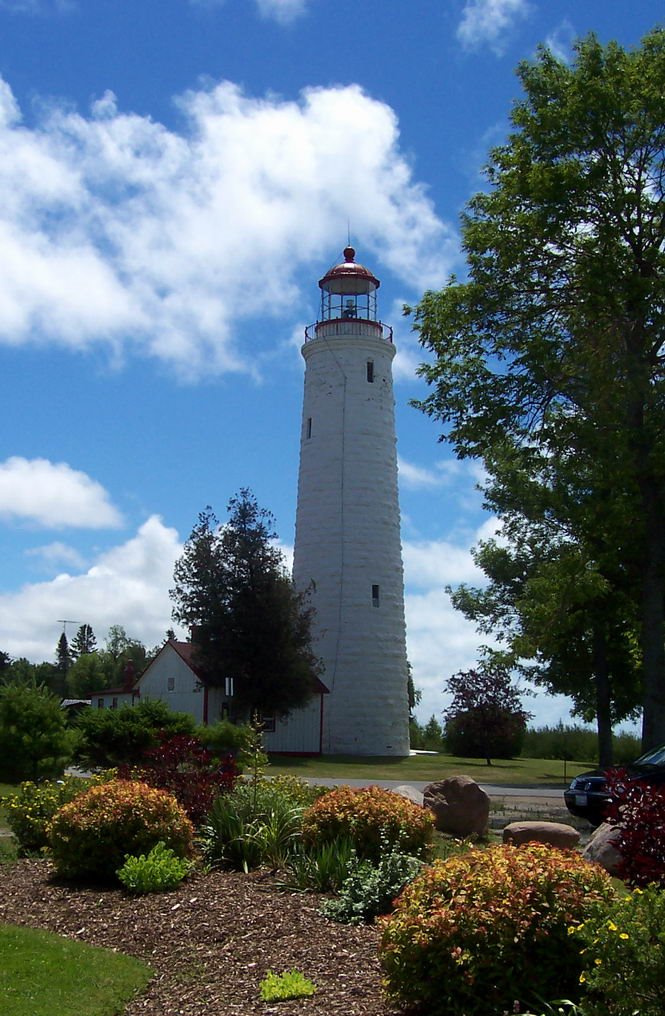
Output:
top-left (57, 620), bottom-right (80, 638)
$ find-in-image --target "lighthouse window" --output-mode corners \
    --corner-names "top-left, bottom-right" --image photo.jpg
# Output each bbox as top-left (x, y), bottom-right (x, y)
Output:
top-left (366, 360), bottom-right (374, 383)
top-left (372, 584), bottom-right (380, 607)
top-left (306, 417), bottom-right (312, 439)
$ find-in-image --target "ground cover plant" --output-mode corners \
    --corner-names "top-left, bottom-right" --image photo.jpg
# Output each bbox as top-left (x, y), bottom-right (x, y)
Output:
top-left (48, 778), bottom-right (194, 881)
top-left (259, 969), bottom-right (317, 1002)
top-left (116, 841), bottom-right (193, 894)
top-left (379, 842), bottom-right (616, 1016)
top-left (0, 923), bottom-right (152, 1016)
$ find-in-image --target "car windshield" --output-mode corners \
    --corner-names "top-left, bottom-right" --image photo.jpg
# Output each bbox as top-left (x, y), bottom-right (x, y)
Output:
top-left (632, 743), bottom-right (665, 767)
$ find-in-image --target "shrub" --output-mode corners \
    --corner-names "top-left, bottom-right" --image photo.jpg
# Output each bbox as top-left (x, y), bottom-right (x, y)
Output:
top-left (259, 970), bottom-right (317, 1002)
top-left (6, 773), bottom-right (112, 853)
top-left (321, 836), bottom-right (423, 925)
top-left (119, 734), bottom-right (238, 824)
top-left (573, 885), bottom-right (665, 1016)
top-left (117, 841), bottom-right (193, 894)
top-left (302, 785), bottom-right (434, 863)
top-left (0, 680), bottom-right (77, 781)
top-left (75, 699), bottom-right (197, 769)
top-left (48, 779), bottom-right (194, 880)
top-left (277, 836), bottom-right (356, 893)
top-left (197, 719), bottom-right (252, 760)
top-left (378, 843), bottom-right (616, 1016)
top-left (200, 779), bottom-right (304, 871)
top-left (603, 769), bottom-right (665, 886)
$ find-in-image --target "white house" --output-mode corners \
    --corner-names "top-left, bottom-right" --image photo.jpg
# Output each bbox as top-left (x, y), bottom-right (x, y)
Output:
top-left (94, 639), bottom-right (329, 755)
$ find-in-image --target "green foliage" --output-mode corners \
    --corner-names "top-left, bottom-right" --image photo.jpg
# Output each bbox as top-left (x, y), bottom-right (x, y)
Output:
top-left (48, 778), bottom-right (194, 880)
top-left (69, 624), bottom-right (97, 659)
top-left (443, 664), bottom-right (531, 763)
top-left (411, 29), bottom-right (665, 748)
top-left (200, 777), bottom-right (310, 871)
top-left (0, 680), bottom-right (77, 781)
top-left (277, 835), bottom-right (355, 893)
top-left (409, 714), bottom-right (445, 752)
top-left (6, 774), bottom-right (112, 854)
top-left (0, 924), bottom-right (153, 1016)
top-left (573, 886), bottom-right (665, 1016)
top-left (74, 698), bottom-right (197, 769)
top-left (302, 785), bottom-right (434, 863)
top-left (321, 836), bottom-right (423, 925)
top-left (259, 969), bottom-right (317, 1002)
top-left (170, 492), bottom-right (321, 717)
top-left (198, 718), bottom-right (252, 760)
top-left (521, 724), bottom-right (641, 765)
top-left (379, 843), bottom-right (616, 1016)
top-left (116, 841), bottom-right (193, 894)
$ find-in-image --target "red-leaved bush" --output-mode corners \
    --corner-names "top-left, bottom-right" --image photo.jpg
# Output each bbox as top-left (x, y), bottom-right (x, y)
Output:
top-left (119, 734), bottom-right (238, 824)
top-left (604, 768), bottom-right (665, 887)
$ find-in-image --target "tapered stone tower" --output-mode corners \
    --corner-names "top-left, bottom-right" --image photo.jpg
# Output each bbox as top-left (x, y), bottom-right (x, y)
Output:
top-left (292, 247), bottom-right (410, 755)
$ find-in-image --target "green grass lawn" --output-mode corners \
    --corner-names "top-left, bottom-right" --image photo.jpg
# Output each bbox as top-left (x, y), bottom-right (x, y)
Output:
top-left (0, 924), bottom-right (153, 1016)
top-left (267, 752), bottom-right (593, 786)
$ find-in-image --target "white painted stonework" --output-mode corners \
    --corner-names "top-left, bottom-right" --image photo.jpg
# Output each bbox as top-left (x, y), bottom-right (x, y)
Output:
top-left (293, 314), bottom-right (410, 756)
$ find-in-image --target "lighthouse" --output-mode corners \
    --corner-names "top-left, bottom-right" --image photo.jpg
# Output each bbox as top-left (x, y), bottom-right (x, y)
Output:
top-left (292, 247), bottom-right (410, 756)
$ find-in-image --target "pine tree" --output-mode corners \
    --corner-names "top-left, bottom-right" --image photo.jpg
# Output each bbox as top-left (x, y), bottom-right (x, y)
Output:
top-left (70, 624), bottom-right (97, 658)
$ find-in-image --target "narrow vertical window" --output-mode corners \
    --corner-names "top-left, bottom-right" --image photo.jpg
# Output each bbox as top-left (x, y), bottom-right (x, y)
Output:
top-left (225, 676), bottom-right (235, 698)
top-left (366, 360), bottom-right (374, 383)
top-left (306, 417), bottom-right (312, 439)
top-left (372, 584), bottom-right (380, 607)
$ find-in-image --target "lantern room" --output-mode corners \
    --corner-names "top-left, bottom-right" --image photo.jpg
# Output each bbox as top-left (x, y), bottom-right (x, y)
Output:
top-left (318, 246), bottom-right (380, 322)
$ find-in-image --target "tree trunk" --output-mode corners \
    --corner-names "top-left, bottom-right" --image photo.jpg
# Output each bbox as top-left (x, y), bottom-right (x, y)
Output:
top-left (640, 507), bottom-right (665, 750)
top-left (592, 624), bottom-right (613, 767)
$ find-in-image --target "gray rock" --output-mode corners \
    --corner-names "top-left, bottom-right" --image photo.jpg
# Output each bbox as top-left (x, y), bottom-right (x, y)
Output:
top-left (582, 822), bottom-right (622, 875)
top-left (393, 784), bottom-right (424, 807)
top-left (423, 775), bottom-right (490, 837)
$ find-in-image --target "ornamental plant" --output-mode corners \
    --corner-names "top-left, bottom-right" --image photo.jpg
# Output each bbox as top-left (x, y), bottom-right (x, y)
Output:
top-left (119, 734), bottom-right (238, 824)
top-left (302, 785), bottom-right (434, 863)
top-left (321, 835), bottom-right (424, 925)
top-left (117, 841), bottom-right (193, 894)
top-left (603, 769), bottom-right (665, 886)
top-left (48, 779), bottom-right (194, 881)
top-left (259, 970), bottom-right (317, 1002)
top-left (379, 843), bottom-right (616, 1016)
top-left (6, 773), bottom-right (112, 854)
top-left (573, 885), bottom-right (665, 1016)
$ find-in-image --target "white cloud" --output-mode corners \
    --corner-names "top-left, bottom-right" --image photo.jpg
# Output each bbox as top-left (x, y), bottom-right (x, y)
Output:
top-left (26, 541), bottom-right (86, 570)
top-left (0, 457), bottom-right (123, 529)
top-left (403, 536), bottom-right (485, 590)
top-left (0, 515), bottom-right (182, 661)
top-left (544, 19), bottom-right (576, 63)
top-left (457, 0), bottom-right (530, 55)
top-left (256, 0), bottom-right (308, 23)
top-left (0, 79), bottom-right (454, 377)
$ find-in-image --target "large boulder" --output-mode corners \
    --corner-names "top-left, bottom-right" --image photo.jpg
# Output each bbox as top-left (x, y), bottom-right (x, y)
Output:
top-left (502, 820), bottom-right (580, 849)
top-left (423, 776), bottom-right (490, 837)
top-left (582, 821), bottom-right (622, 875)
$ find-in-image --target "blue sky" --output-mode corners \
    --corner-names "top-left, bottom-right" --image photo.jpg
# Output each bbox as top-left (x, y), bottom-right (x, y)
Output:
top-left (0, 0), bottom-right (660, 728)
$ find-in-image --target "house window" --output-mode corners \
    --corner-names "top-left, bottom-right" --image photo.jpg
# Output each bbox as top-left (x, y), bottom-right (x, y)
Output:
top-left (97, 698), bottom-right (104, 709)
top-left (261, 714), bottom-right (276, 733)
top-left (225, 676), bottom-right (235, 698)
top-left (372, 584), bottom-right (380, 607)
top-left (366, 360), bottom-right (374, 383)
top-left (167, 676), bottom-right (175, 692)
top-left (306, 417), bottom-right (312, 439)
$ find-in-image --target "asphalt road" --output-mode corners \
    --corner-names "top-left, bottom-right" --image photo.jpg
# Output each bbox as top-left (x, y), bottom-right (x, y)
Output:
top-left (301, 777), bottom-right (565, 799)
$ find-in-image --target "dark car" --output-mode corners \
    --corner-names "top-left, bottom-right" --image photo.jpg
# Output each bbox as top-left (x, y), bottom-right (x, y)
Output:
top-left (564, 742), bottom-right (665, 826)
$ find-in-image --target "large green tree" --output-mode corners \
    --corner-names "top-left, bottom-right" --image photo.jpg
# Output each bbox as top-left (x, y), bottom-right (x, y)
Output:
top-left (70, 624), bottom-right (97, 658)
top-left (413, 30), bottom-right (665, 749)
top-left (170, 490), bottom-right (321, 718)
top-left (0, 678), bottom-right (76, 780)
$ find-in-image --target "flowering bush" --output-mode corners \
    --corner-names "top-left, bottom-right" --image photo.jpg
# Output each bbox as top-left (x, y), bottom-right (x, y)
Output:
top-left (118, 734), bottom-right (238, 824)
top-left (603, 769), bottom-right (665, 886)
top-left (573, 885), bottom-right (665, 1016)
top-left (302, 785), bottom-right (434, 863)
top-left (6, 773), bottom-right (113, 853)
top-left (48, 779), bottom-right (194, 880)
top-left (379, 843), bottom-right (615, 1016)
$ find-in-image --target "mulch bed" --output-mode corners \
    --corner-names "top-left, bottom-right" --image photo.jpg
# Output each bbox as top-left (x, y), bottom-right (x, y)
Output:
top-left (0, 858), bottom-right (403, 1015)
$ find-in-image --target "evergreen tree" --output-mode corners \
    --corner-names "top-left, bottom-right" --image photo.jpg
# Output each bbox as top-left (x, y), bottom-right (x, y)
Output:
top-left (55, 633), bottom-right (73, 676)
top-left (170, 490), bottom-right (321, 718)
top-left (70, 624), bottom-right (97, 658)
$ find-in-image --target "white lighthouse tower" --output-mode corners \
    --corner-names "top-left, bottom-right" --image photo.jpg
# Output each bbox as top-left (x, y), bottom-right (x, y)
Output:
top-left (292, 246), bottom-right (410, 756)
